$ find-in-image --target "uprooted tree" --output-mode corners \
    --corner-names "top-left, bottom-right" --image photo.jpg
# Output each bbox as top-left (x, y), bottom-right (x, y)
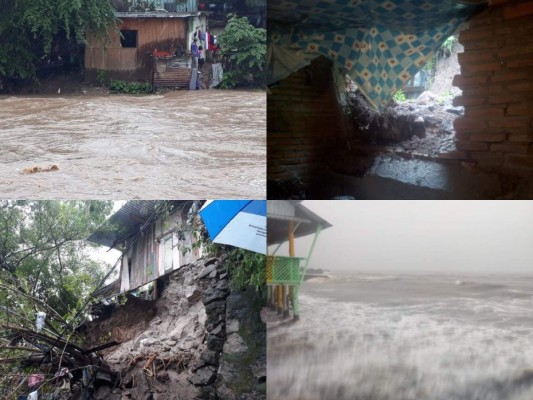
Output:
top-left (0, 200), bottom-right (115, 399)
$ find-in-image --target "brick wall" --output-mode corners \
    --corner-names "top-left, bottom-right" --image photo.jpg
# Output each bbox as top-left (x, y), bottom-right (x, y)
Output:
top-left (267, 57), bottom-right (346, 187)
top-left (453, 0), bottom-right (533, 175)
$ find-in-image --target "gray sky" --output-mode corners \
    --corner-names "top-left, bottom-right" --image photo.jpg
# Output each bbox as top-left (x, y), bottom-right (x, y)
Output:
top-left (273, 201), bottom-right (533, 274)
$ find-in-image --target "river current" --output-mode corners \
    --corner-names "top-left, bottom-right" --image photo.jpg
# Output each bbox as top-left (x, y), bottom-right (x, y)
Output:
top-left (0, 90), bottom-right (265, 198)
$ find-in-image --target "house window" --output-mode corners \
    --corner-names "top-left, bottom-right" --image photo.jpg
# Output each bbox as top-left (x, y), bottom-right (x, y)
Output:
top-left (163, 235), bottom-right (173, 272)
top-left (120, 30), bottom-right (138, 48)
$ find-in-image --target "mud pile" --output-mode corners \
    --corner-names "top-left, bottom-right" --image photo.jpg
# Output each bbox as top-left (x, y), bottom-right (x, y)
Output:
top-left (84, 256), bottom-right (266, 400)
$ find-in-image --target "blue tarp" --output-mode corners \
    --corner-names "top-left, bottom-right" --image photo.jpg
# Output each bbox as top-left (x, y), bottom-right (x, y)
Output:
top-left (268, 0), bottom-right (485, 111)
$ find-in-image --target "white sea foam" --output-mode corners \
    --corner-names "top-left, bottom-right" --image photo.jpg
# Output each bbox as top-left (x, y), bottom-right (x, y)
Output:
top-left (268, 276), bottom-right (533, 400)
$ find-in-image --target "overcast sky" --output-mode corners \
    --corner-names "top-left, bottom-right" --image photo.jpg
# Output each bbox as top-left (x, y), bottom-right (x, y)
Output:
top-left (272, 201), bottom-right (533, 275)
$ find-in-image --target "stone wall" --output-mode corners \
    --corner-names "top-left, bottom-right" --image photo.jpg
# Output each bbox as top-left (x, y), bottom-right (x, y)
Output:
top-left (453, 0), bottom-right (533, 176)
top-left (86, 255), bottom-right (266, 400)
top-left (267, 56), bottom-right (347, 193)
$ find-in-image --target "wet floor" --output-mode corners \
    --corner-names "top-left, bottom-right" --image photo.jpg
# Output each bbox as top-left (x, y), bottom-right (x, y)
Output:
top-left (0, 90), bottom-right (265, 198)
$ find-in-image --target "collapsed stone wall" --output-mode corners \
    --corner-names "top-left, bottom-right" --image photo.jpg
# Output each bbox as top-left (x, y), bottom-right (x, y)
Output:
top-left (453, 0), bottom-right (533, 176)
top-left (85, 256), bottom-right (266, 400)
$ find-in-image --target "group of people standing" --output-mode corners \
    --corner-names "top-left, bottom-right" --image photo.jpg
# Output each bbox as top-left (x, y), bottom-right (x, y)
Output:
top-left (189, 26), bottom-right (220, 90)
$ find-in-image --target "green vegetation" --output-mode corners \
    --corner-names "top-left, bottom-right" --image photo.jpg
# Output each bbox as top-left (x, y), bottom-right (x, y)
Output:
top-left (0, 201), bottom-right (115, 398)
top-left (0, 0), bottom-right (116, 80)
top-left (441, 36), bottom-right (456, 52)
top-left (393, 88), bottom-right (407, 103)
top-left (109, 80), bottom-right (153, 94)
top-left (225, 248), bottom-right (266, 294)
top-left (217, 14), bottom-right (266, 88)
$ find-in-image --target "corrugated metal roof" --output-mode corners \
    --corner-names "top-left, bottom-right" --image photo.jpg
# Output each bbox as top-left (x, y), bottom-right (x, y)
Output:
top-left (267, 201), bottom-right (332, 245)
top-left (116, 11), bottom-right (208, 18)
top-left (88, 200), bottom-right (194, 248)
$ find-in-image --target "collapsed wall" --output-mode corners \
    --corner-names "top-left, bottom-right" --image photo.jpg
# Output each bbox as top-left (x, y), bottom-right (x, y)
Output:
top-left (453, 0), bottom-right (533, 177)
top-left (84, 256), bottom-right (266, 400)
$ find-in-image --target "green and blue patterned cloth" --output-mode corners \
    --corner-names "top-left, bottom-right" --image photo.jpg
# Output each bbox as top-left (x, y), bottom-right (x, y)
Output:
top-left (268, 0), bottom-right (484, 111)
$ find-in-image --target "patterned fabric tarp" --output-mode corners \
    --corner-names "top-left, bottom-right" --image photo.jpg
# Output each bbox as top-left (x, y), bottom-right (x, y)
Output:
top-left (268, 0), bottom-right (485, 111)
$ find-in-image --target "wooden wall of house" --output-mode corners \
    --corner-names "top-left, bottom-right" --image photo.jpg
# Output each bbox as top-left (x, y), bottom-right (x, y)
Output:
top-left (119, 208), bottom-right (200, 293)
top-left (85, 17), bottom-right (187, 82)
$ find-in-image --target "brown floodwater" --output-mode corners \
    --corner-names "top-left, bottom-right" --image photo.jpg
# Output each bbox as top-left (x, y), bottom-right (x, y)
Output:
top-left (0, 90), bottom-right (265, 198)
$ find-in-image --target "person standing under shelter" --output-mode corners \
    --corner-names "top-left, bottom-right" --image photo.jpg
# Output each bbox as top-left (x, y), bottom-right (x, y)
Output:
top-left (191, 39), bottom-right (199, 68)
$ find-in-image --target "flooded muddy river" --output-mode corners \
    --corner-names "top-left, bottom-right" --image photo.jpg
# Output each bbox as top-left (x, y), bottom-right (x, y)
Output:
top-left (0, 90), bottom-right (265, 198)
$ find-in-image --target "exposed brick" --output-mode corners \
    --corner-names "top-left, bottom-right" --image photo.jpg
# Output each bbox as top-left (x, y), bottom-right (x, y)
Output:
top-left (453, 117), bottom-right (487, 132)
top-left (490, 69), bottom-right (531, 82)
top-left (460, 62), bottom-right (502, 76)
top-left (455, 141), bottom-right (490, 151)
top-left (504, 154), bottom-right (533, 171)
top-left (487, 117), bottom-right (530, 129)
top-left (470, 133), bottom-right (507, 142)
top-left (490, 142), bottom-right (530, 153)
top-left (470, 151), bottom-right (504, 167)
top-left (459, 26), bottom-right (495, 42)
top-left (504, 2), bottom-right (533, 19)
top-left (452, 74), bottom-right (488, 88)
top-left (466, 106), bottom-right (505, 117)
top-left (457, 50), bottom-right (496, 63)
top-left (488, 94), bottom-right (526, 104)
top-left (507, 102), bottom-right (533, 116)
top-left (437, 150), bottom-right (468, 160)
top-left (497, 42), bottom-right (533, 58)
top-left (453, 95), bottom-right (486, 107)
top-left (507, 58), bottom-right (533, 68)
top-left (508, 133), bottom-right (533, 142)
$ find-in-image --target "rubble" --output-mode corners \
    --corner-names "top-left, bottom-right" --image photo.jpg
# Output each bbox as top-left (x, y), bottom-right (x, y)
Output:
top-left (3, 255), bottom-right (266, 400)
top-left (347, 89), bottom-right (464, 158)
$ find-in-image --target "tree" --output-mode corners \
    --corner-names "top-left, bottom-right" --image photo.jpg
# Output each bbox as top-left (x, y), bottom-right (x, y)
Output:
top-left (0, 201), bottom-right (114, 323)
top-left (217, 14), bottom-right (266, 88)
top-left (0, 201), bottom-right (118, 398)
top-left (0, 0), bottom-right (117, 80)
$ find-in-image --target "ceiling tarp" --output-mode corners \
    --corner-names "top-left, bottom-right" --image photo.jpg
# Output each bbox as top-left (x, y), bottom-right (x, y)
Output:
top-left (268, 0), bottom-right (486, 111)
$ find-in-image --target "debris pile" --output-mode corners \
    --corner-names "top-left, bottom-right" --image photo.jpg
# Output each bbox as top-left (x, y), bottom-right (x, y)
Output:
top-left (347, 89), bottom-right (464, 157)
top-left (1, 255), bottom-right (266, 400)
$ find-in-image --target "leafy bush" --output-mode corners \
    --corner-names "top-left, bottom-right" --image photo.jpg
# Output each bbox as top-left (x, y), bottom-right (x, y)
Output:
top-left (109, 80), bottom-right (152, 94)
top-left (217, 14), bottom-right (266, 88)
top-left (225, 248), bottom-right (266, 294)
top-left (97, 70), bottom-right (107, 87)
top-left (393, 88), bottom-right (407, 103)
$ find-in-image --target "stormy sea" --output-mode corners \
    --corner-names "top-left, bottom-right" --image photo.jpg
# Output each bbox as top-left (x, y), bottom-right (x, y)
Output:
top-left (267, 273), bottom-right (533, 400)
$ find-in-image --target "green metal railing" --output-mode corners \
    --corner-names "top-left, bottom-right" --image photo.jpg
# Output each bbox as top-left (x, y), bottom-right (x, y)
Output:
top-left (266, 256), bottom-right (303, 285)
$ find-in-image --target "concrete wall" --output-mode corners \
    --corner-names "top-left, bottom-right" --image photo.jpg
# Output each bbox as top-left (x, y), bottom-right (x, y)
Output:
top-left (267, 57), bottom-right (347, 190)
top-left (453, 0), bottom-right (533, 176)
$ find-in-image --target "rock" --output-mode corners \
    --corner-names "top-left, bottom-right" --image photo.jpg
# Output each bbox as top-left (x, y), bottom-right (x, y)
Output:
top-left (186, 288), bottom-right (202, 304)
top-left (446, 106), bottom-right (464, 116)
top-left (188, 366), bottom-right (216, 386)
top-left (209, 270), bottom-right (218, 279)
top-left (205, 300), bottom-right (226, 315)
top-left (140, 338), bottom-right (159, 347)
top-left (412, 116), bottom-right (426, 138)
top-left (203, 288), bottom-right (230, 305)
top-left (223, 333), bottom-right (248, 354)
top-left (207, 334), bottom-right (225, 352)
top-left (165, 340), bottom-right (177, 347)
top-left (156, 371), bottom-right (169, 382)
top-left (416, 90), bottom-right (437, 104)
top-left (211, 323), bottom-right (224, 337)
top-left (226, 319), bottom-right (239, 335)
top-left (198, 264), bottom-right (217, 279)
top-left (93, 386), bottom-right (112, 400)
top-left (201, 350), bottom-right (219, 366)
